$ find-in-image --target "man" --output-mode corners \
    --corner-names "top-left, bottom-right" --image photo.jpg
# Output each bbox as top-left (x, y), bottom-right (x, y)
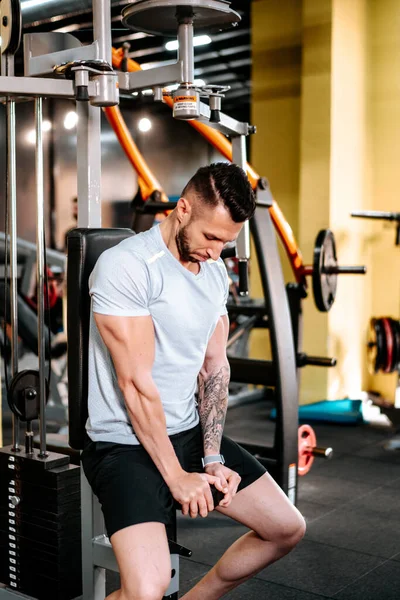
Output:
top-left (81, 162), bottom-right (305, 600)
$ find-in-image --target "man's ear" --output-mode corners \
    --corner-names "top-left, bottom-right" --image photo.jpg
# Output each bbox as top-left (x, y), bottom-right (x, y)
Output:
top-left (176, 197), bottom-right (192, 223)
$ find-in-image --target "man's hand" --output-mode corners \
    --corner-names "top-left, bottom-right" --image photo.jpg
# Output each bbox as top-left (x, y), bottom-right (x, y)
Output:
top-left (168, 471), bottom-right (228, 518)
top-left (204, 463), bottom-right (241, 508)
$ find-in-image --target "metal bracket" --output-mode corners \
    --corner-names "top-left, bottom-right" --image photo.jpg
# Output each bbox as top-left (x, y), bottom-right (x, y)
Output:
top-left (24, 32), bottom-right (99, 77)
top-left (198, 102), bottom-right (249, 136)
top-left (118, 61), bottom-right (184, 92)
top-left (256, 183), bottom-right (274, 208)
top-left (0, 75), bottom-right (96, 99)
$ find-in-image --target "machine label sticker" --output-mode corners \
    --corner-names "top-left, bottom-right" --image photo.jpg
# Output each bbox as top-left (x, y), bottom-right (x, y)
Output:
top-left (288, 463), bottom-right (296, 489)
top-left (173, 96), bottom-right (197, 111)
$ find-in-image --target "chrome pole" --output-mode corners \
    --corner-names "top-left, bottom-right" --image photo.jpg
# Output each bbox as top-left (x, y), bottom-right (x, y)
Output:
top-left (232, 135), bottom-right (251, 296)
top-left (93, 0), bottom-right (112, 64)
top-left (178, 22), bottom-right (194, 85)
top-left (5, 54), bottom-right (20, 451)
top-left (35, 97), bottom-right (48, 457)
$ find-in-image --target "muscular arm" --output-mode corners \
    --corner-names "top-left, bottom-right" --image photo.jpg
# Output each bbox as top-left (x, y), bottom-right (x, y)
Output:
top-left (197, 315), bottom-right (230, 456)
top-left (94, 313), bottom-right (184, 485)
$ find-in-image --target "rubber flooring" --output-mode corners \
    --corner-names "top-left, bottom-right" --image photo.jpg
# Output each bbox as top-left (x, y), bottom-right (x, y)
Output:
top-left (2, 397), bottom-right (400, 599)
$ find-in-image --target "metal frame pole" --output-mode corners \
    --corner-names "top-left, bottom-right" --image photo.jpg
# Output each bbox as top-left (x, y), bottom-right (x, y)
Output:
top-left (5, 53), bottom-right (20, 451)
top-left (250, 208), bottom-right (299, 503)
top-left (232, 135), bottom-right (251, 260)
top-left (35, 97), bottom-right (48, 457)
top-left (93, 0), bottom-right (112, 64)
top-left (76, 0), bottom-right (110, 227)
top-left (76, 102), bottom-right (102, 227)
top-left (178, 22), bottom-right (194, 84)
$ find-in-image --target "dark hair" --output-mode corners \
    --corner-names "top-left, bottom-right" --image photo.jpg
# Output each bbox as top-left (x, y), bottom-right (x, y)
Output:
top-left (181, 162), bottom-right (256, 222)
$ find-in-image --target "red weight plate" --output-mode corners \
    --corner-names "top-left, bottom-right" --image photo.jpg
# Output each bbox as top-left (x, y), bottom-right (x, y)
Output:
top-left (298, 424), bottom-right (317, 476)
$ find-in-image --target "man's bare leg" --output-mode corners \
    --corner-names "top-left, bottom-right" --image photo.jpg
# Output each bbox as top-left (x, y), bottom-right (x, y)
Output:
top-left (105, 522), bottom-right (171, 600)
top-left (181, 474), bottom-right (306, 600)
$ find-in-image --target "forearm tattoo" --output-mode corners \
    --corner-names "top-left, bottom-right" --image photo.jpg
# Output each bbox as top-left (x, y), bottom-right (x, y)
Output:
top-left (198, 365), bottom-right (230, 453)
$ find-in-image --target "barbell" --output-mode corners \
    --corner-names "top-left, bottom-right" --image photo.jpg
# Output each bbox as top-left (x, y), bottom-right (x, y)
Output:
top-left (301, 229), bottom-right (367, 312)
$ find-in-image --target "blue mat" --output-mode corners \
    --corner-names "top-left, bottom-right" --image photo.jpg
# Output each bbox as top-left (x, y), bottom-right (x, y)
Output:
top-left (270, 399), bottom-right (364, 424)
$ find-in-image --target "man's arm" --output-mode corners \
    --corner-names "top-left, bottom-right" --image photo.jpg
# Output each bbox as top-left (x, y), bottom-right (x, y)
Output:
top-left (95, 313), bottom-right (183, 483)
top-left (94, 312), bottom-right (225, 517)
top-left (197, 315), bottom-right (230, 457)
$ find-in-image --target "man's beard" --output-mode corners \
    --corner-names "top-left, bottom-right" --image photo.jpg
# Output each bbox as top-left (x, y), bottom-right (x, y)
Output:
top-left (176, 226), bottom-right (198, 263)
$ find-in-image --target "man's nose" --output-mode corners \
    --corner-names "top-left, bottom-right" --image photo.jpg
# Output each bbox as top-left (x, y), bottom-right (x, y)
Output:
top-left (207, 242), bottom-right (224, 260)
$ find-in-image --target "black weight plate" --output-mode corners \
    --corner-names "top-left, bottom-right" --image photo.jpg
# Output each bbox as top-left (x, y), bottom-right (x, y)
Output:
top-left (388, 318), bottom-right (398, 373)
top-left (366, 318), bottom-right (378, 373)
top-left (0, 519), bottom-right (81, 547)
top-left (391, 319), bottom-right (400, 372)
top-left (367, 318), bottom-right (385, 373)
top-left (376, 318), bottom-right (387, 372)
top-left (312, 229), bottom-right (338, 312)
top-left (0, 537), bottom-right (80, 567)
top-left (381, 317), bottom-right (394, 373)
top-left (0, 455), bottom-right (79, 486)
top-left (0, 506), bottom-right (81, 530)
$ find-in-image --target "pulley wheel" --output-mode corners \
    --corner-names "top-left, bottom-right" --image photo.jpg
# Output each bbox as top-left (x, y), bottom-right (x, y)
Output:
top-left (298, 424), bottom-right (316, 476)
top-left (312, 229), bottom-right (338, 312)
top-left (7, 369), bottom-right (49, 422)
top-left (121, 0), bottom-right (241, 37)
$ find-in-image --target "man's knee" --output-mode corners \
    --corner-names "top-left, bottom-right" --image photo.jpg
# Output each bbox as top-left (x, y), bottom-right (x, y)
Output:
top-left (277, 512), bottom-right (306, 551)
top-left (122, 573), bottom-right (171, 600)
top-left (257, 508), bottom-right (306, 551)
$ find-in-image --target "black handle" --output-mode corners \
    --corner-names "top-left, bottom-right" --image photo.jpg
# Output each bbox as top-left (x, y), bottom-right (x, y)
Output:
top-left (322, 266), bottom-right (367, 275)
top-left (136, 201), bottom-right (177, 214)
top-left (297, 353), bottom-right (337, 367)
top-left (238, 260), bottom-right (249, 297)
top-left (351, 210), bottom-right (400, 221)
top-left (221, 246), bottom-right (236, 260)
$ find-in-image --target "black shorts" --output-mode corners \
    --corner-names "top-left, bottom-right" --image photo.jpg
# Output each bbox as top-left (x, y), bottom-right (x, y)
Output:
top-left (81, 423), bottom-right (266, 538)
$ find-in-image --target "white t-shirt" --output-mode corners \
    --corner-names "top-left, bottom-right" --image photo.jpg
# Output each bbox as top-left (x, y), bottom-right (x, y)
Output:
top-left (86, 224), bottom-right (229, 445)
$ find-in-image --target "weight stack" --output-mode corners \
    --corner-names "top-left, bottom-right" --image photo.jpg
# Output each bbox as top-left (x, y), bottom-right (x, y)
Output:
top-left (0, 446), bottom-right (82, 600)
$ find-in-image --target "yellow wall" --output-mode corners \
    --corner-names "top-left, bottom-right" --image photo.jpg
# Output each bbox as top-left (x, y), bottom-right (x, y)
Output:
top-left (251, 0), bottom-right (302, 360)
top-left (252, 0), bottom-right (400, 404)
top-left (327, 0), bottom-right (372, 399)
top-left (367, 0), bottom-right (400, 399)
top-left (298, 0), bottom-right (332, 403)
